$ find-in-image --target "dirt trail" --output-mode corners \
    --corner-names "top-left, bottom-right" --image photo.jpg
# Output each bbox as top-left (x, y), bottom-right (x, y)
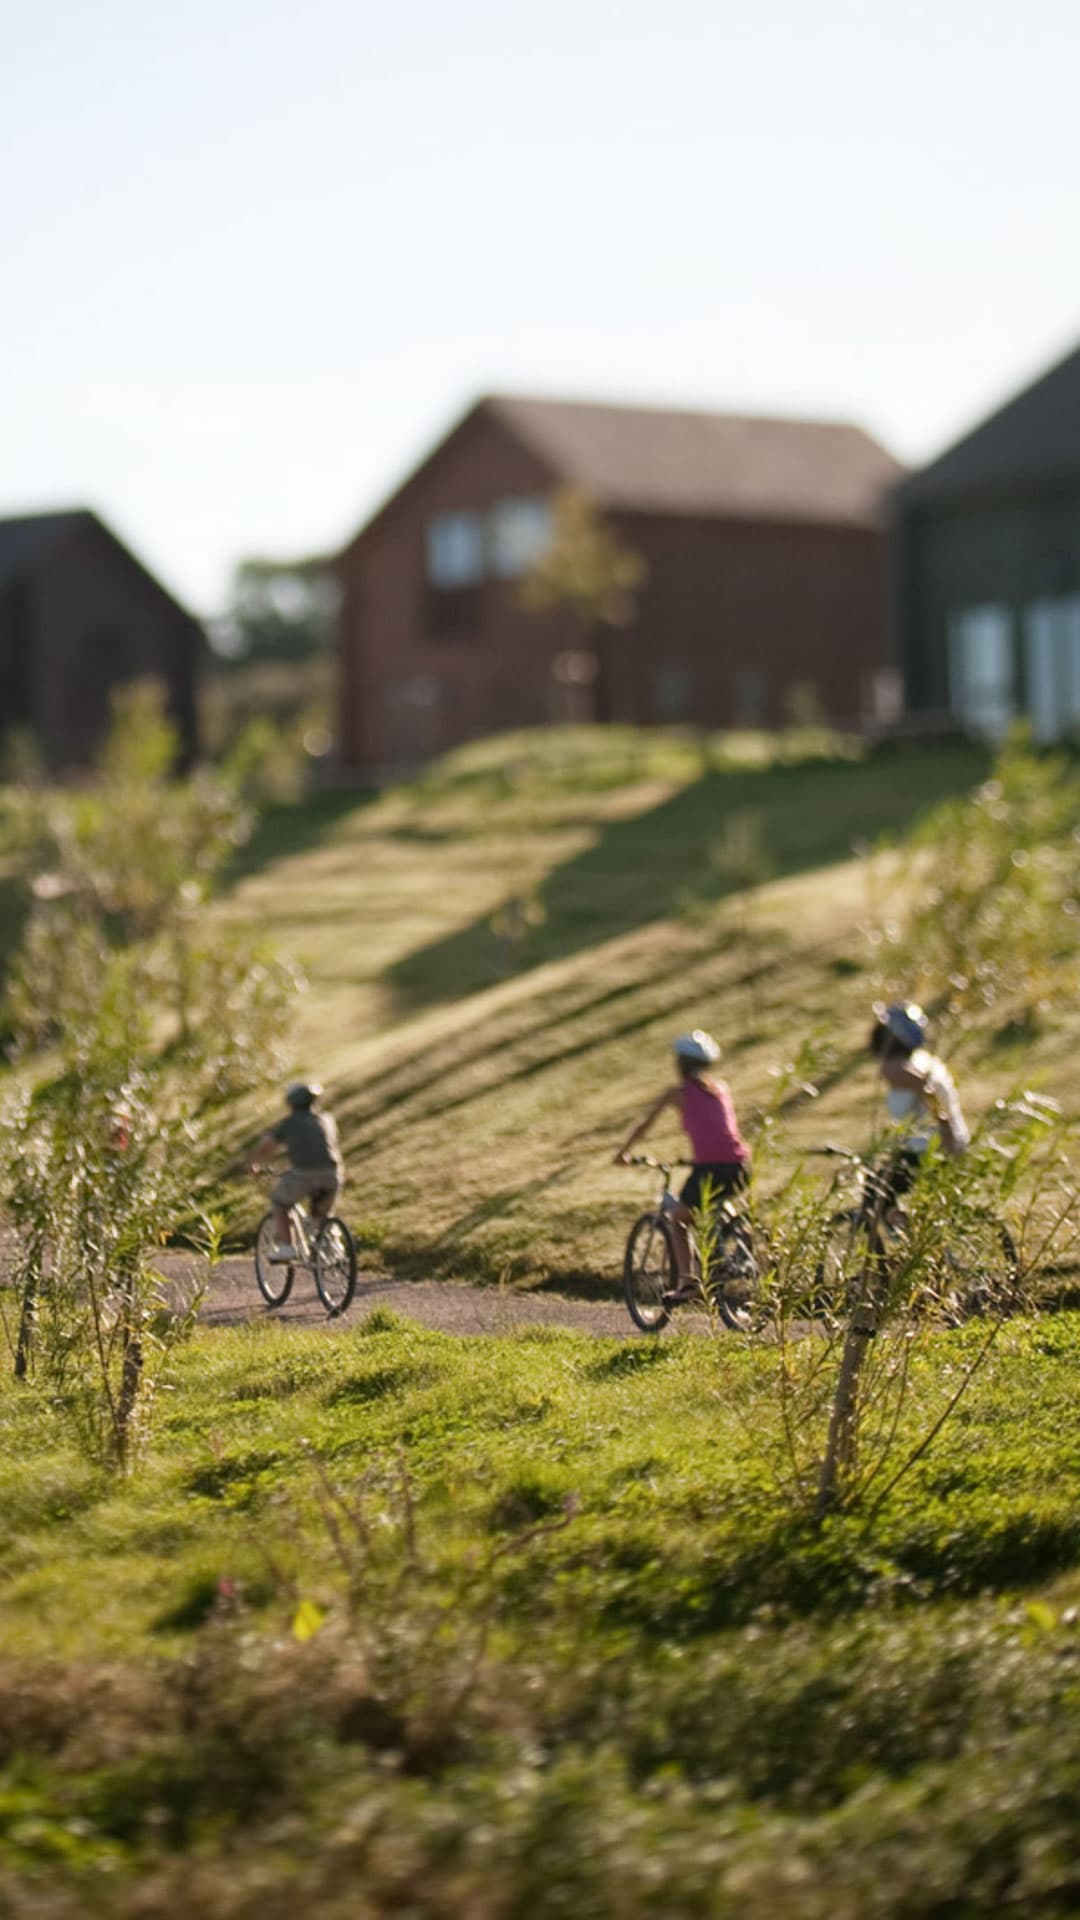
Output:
top-left (161, 1251), bottom-right (660, 1339)
top-left (0, 1234), bottom-right (698, 1341)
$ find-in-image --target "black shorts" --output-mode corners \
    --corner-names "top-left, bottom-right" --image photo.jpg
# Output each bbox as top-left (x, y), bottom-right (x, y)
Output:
top-left (679, 1162), bottom-right (749, 1212)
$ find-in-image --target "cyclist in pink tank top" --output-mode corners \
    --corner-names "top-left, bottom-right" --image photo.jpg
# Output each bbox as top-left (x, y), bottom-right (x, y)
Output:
top-left (615, 1030), bottom-right (751, 1302)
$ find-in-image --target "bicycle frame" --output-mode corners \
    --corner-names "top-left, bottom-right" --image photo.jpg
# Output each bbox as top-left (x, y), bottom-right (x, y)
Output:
top-left (620, 1155), bottom-right (758, 1333)
top-left (285, 1191), bottom-right (338, 1264)
top-left (807, 1143), bottom-right (1021, 1324)
top-left (809, 1144), bottom-right (894, 1232)
top-left (252, 1171), bottom-right (330, 1267)
top-left (622, 1154), bottom-right (747, 1238)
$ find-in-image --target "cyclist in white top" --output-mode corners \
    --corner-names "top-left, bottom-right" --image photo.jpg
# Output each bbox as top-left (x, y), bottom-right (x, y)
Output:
top-left (869, 1002), bottom-right (969, 1197)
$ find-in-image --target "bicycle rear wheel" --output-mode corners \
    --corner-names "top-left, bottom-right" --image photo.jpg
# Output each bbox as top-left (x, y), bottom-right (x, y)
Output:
top-left (314, 1216), bottom-right (358, 1317)
top-left (623, 1211), bottom-right (676, 1332)
top-left (709, 1218), bottom-right (760, 1332)
top-left (938, 1216), bottom-right (1021, 1321)
top-left (254, 1211), bottom-right (294, 1308)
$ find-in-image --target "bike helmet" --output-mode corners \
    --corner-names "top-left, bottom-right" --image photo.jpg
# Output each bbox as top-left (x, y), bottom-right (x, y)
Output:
top-left (285, 1080), bottom-right (323, 1108)
top-left (871, 1002), bottom-right (928, 1053)
top-left (672, 1029), bottom-right (721, 1066)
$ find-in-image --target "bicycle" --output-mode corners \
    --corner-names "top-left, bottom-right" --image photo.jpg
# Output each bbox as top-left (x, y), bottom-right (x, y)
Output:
top-left (620, 1155), bottom-right (759, 1334)
top-left (809, 1144), bottom-right (1020, 1325)
top-left (253, 1188), bottom-right (358, 1318)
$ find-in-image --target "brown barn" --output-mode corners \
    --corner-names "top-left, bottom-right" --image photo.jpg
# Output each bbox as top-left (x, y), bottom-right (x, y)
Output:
top-left (0, 509), bottom-right (202, 772)
top-left (337, 395), bottom-right (904, 779)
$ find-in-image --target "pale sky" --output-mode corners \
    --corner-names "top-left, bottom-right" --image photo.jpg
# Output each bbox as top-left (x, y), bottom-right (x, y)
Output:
top-left (4, 0), bottom-right (1079, 617)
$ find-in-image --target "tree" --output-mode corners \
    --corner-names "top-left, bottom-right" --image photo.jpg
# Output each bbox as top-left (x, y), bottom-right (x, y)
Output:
top-left (210, 555), bottom-right (340, 669)
top-left (518, 490), bottom-right (646, 723)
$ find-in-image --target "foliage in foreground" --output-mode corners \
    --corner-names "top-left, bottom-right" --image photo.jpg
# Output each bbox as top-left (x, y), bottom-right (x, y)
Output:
top-left (1, 1314), bottom-right (1080, 1914)
top-left (748, 1084), bottom-right (1080, 1516)
top-left (872, 727), bottom-right (1080, 1036)
top-left (0, 684), bottom-right (297, 1468)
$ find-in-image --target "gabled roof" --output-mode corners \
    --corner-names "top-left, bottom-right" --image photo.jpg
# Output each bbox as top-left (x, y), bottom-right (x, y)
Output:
top-left (898, 337), bottom-right (1080, 509)
top-left (344, 393), bottom-right (904, 552)
top-left (482, 394), bottom-right (903, 528)
top-left (0, 510), bottom-right (89, 590)
top-left (0, 508), bottom-right (202, 632)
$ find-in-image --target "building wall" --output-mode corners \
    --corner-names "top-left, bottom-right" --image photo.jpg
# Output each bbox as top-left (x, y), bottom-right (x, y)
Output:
top-left (898, 487), bottom-right (1080, 722)
top-left (614, 513), bottom-right (890, 730)
top-left (339, 413), bottom-right (892, 777)
top-left (339, 411), bottom-right (573, 774)
top-left (6, 519), bottom-right (201, 769)
top-left (0, 578), bottom-right (33, 738)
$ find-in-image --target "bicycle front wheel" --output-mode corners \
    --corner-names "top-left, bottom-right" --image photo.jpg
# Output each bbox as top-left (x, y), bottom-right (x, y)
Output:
top-left (812, 1211), bottom-right (884, 1327)
top-left (254, 1212), bottom-right (294, 1308)
top-left (623, 1211), bottom-right (676, 1332)
top-left (314, 1217), bottom-right (357, 1317)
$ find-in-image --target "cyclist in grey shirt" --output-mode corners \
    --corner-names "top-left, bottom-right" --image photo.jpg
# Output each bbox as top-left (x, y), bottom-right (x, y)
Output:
top-left (249, 1080), bottom-right (344, 1261)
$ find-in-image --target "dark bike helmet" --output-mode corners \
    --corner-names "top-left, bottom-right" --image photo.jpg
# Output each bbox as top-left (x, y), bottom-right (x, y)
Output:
top-left (285, 1080), bottom-right (323, 1108)
top-left (871, 1002), bottom-right (928, 1053)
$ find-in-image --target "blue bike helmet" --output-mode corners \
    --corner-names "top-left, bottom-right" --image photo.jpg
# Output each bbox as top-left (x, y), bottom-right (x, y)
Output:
top-left (673, 1029), bottom-right (721, 1065)
top-left (872, 1002), bottom-right (928, 1053)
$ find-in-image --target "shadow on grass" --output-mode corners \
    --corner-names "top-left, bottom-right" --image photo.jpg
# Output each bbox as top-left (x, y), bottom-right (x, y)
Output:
top-left (326, 1362), bottom-right (437, 1406)
top-left (379, 1165), bottom-right (578, 1283)
top-left (333, 933), bottom-right (846, 1172)
top-left (225, 787), bottom-right (377, 886)
top-left (586, 1344), bottom-right (678, 1379)
top-left (385, 746), bottom-right (988, 1015)
top-left (597, 1504), bottom-right (1080, 1638)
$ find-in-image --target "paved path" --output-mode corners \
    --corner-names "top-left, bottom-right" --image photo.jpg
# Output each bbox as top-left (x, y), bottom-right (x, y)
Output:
top-left (161, 1251), bottom-right (672, 1339)
top-left (0, 1231), bottom-right (707, 1341)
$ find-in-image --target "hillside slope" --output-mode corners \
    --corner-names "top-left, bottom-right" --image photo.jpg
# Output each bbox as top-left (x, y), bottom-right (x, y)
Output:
top-left (220, 729), bottom-right (1041, 1288)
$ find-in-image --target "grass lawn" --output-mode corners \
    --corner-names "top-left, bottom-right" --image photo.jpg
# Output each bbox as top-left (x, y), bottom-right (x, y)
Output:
top-left (2, 1311), bottom-right (1080, 1914)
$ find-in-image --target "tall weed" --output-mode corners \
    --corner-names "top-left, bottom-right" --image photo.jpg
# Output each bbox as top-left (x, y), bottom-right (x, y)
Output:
top-left (871, 729), bottom-right (1080, 1036)
top-left (0, 682), bottom-right (298, 1467)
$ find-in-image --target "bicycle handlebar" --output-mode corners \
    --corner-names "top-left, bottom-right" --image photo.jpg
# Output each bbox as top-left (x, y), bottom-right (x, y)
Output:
top-left (620, 1153), bottom-right (695, 1171)
top-left (625, 1144), bottom-right (868, 1176)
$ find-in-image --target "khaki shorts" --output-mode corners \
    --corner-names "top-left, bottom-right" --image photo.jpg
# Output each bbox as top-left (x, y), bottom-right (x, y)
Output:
top-left (272, 1168), bottom-right (339, 1213)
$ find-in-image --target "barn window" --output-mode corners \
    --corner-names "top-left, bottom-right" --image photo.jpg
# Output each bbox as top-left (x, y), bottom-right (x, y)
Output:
top-left (489, 498), bottom-right (552, 578)
top-left (1023, 596), bottom-right (1080, 742)
top-left (947, 606), bottom-right (1014, 740)
top-left (426, 513), bottom-right (485, 588)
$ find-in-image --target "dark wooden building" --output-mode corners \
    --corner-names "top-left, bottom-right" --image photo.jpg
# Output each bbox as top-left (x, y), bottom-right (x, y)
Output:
top-left (0, 509), bottom-right (201, 771)
top-left (337, 395), bottom-right (903, 779)
top-left (895, 340), bottom-right (1080, 742)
